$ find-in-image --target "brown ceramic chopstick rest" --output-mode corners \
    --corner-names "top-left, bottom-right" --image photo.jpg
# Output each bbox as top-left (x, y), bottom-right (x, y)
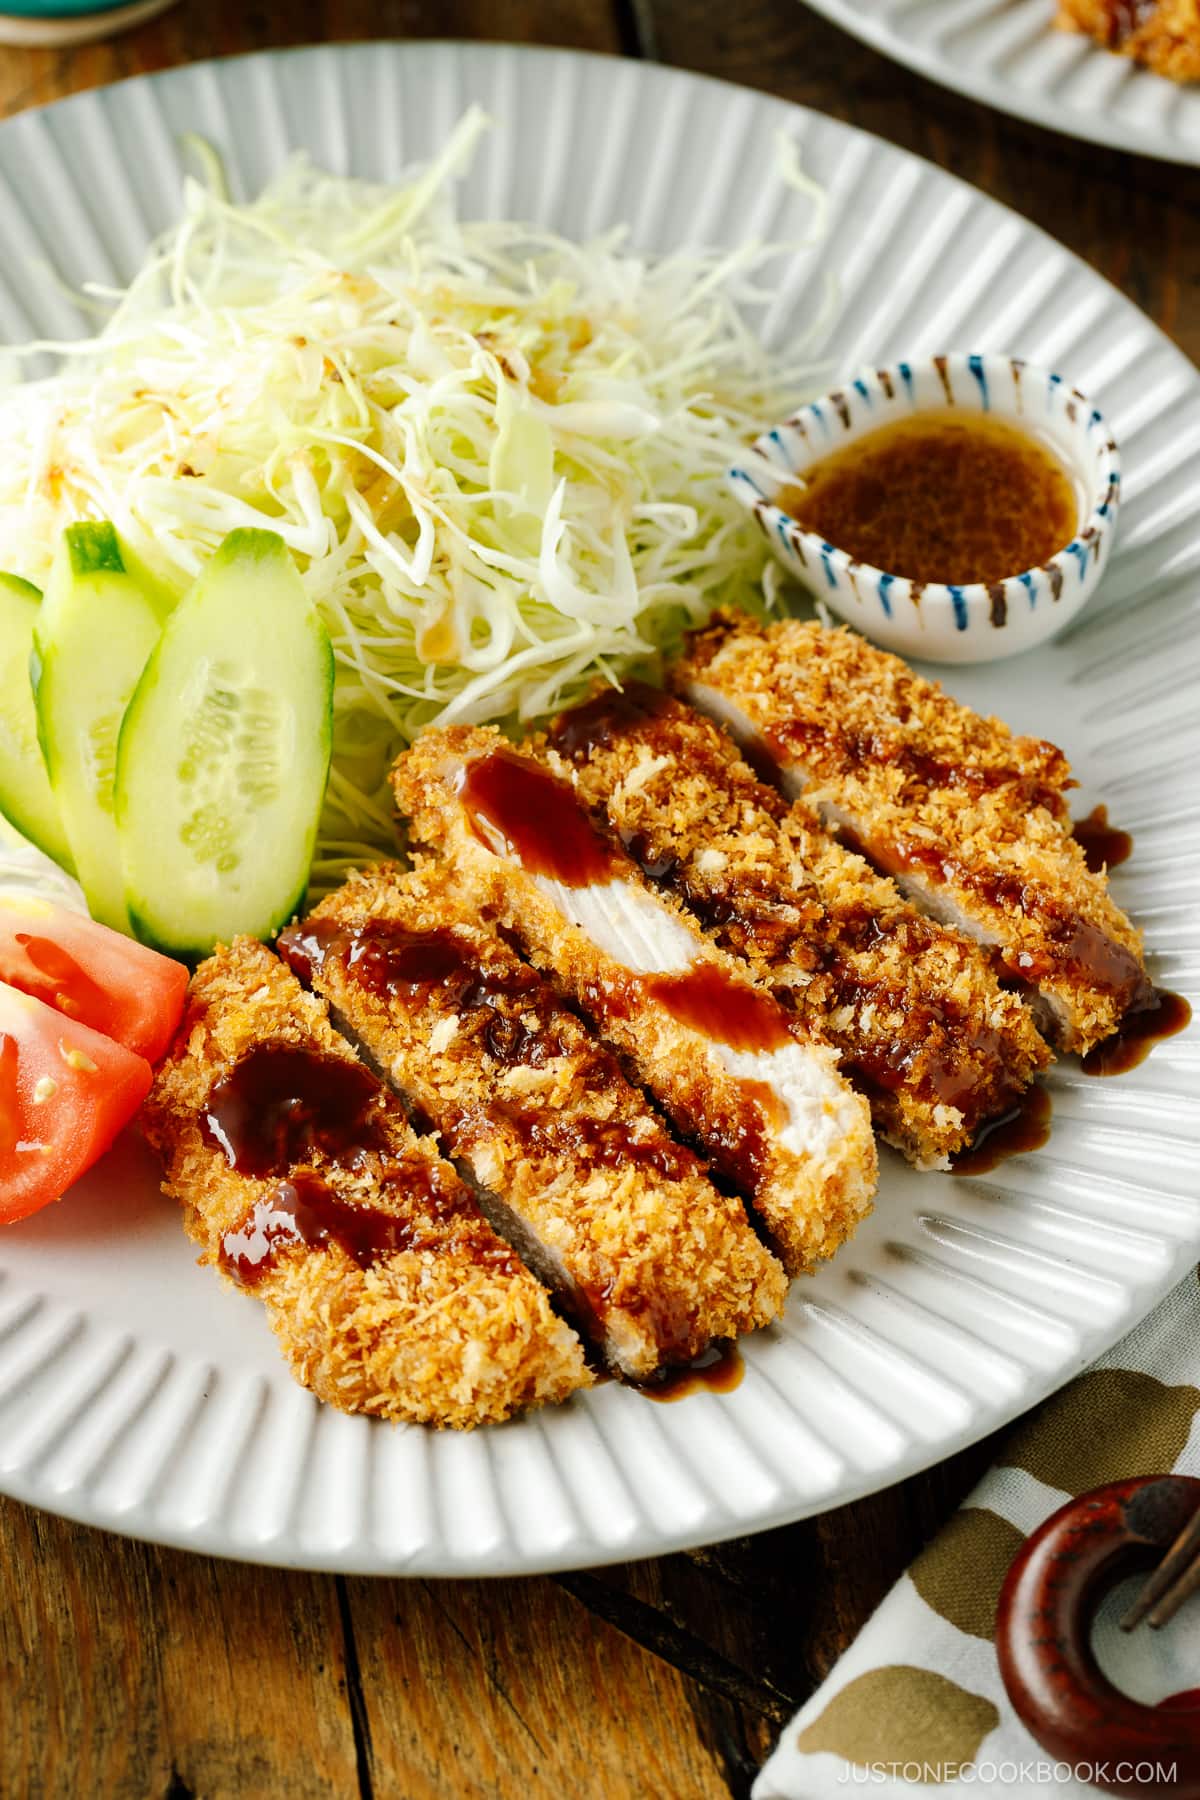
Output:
top-left (996, 1475), bottom-right (1200, 1795)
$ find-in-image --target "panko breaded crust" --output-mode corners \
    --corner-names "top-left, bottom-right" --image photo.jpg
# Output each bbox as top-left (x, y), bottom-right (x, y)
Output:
top-left (1057, 0), bottom-right (1200, 82)
top-left (393, 725), bottom-right (877, 1276)
top-left (285, 861), bottom-right (787, 1380)
top-left (549, 682), bottom-right (1051, 1169)
top-left (675, 613), bottom-right (1150, 1055)
top-left (141, 937), bottom-right (589, 1428)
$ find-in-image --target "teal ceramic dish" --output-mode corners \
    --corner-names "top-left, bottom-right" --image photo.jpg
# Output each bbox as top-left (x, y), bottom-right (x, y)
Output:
top-left (2, 0), bottom-right (140, 14)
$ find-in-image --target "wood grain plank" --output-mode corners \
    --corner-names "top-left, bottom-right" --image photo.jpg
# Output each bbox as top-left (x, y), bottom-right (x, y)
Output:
top-left (0, 1497), bottom-right (361, 1799)
top-left (642, 0), bottom-right (1198, 360)
top-left (0, 1497), bottom-right (742, 1800)
top-left (337, 1571), bottom-right (734, 1799)
top-left (0, 0), bottom-right (623, 120)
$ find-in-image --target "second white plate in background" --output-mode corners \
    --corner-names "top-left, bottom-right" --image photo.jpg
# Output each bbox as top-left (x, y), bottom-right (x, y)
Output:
top-left (800, 0), bottom-right (1200, 164)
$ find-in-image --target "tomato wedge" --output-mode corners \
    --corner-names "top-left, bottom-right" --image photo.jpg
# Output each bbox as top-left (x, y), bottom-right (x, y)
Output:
top-left (0, 895), bottom-right (188, 1064)
top-left (0, 980), bottom-right (152, 1222)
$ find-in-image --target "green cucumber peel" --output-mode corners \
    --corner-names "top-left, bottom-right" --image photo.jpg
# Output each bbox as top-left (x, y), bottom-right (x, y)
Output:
top-left (0, 573), bottom-right (76, 873)
top-left (32, 524), bottom-right (163, 931)
top-left (115, 527), bottom-right (334, 958)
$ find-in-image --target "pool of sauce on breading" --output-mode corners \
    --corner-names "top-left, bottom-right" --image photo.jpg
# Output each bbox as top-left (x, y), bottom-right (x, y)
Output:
top-left (550, 680), bottom-right (673, 759)
top-left (280, 914), bottom-right (564, 1070)
top-left (203, 1040), bottom-right (466, 1284)
top-left (460, 748), bottom-right (614, 885)
top-left (641, 1340), bottom-right (744, 1402)
top-left (644, 964), bottom-right (793, 1054)
top-left (203, 1041), bottom-right (388, 1176)
top-left (775, 412), bottom-right (1079, 586)
top-left (951, 1084), bottom-right (1053, 1175)
top-left (219, 1171), bottom-right (441, 1286)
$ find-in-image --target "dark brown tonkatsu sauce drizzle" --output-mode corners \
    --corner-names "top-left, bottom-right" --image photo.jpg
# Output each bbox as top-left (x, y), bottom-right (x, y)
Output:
top-left (220, 1172), bottom-right (438, 1286)
top-left (705, 1077), bottom-right (787, 1200)
top-left (274, 915), bottom-right (340, 986)
top-left (642, 1340), bottom-right (744, 1402)
top-left (1081, 989), bottom-right (1192, 1077)
top-left (549, 679), bottom-right (672, 759)
top-left (280, 915), bottom-right (564, 1070)
top-left (781, 718), bottom-right (1066, 819)
top-left (554, 693), bottom-right (1024, 1121)
top-left (587, 956), bottom-right (793, 1061)
top-left (736, 729), bottom-right (790, 790)
top-left (557, 685), bottom-right (1023, 1124)
top-left (848, 831), bottom-right (1151, 1008)
top-left (283, 915), bottom-right (714, 1300)
top-left (1001, 909), bottom-right (1151, 1008)
top-left (460, 748), bottom-right (616, 885)
top-left (460, 745), bottom-right (794, 1057)
top-left (775, 412), bottom-right (1078, 587)
top-left (514, 1109), bottom-right (699, 1184)
top-left (203, 1042), bottom-right (387, 1178)
top-left (1101, 0), bottom-right (1155, 44)
top-left (618, 838), bottom-right (1008, 1114)
top-left (1072, 805), bottom-right (1133, 873)
top-left (951, 1084), bottom-right (1052, 1175)
top-left (645, 963), bottom-right (793, 1054)
top-left (205, 1037), bottom-right (472, 1287)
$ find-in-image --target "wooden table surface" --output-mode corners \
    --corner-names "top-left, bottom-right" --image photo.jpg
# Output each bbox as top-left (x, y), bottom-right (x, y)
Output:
top-left (1, 5), bottom-right (1195, 1797)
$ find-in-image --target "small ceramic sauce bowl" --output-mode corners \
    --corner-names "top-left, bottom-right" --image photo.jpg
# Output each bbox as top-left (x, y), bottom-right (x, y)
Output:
top-left (729, 352), bottom-right (1120, 664)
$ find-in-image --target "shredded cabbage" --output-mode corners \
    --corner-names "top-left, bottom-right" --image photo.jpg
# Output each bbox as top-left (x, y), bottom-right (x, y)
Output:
top-left (0, 111), bottom-right (826, 886)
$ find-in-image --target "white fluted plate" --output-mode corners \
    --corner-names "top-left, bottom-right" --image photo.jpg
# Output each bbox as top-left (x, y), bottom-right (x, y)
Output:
top-left (800, 0), bottom-right (1200, 165)
top-left (0, 43), bottom-right (1197, 1575)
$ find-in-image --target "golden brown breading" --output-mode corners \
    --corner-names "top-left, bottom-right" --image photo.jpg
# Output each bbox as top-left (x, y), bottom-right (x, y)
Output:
top-left (393, 725), bottom-right (877, 1276)
top-left (548, 682), bottom-right (1051, 1169)
top-left (1057, 0), bottom-right (1200, 82)
top-left (675, 613), bottom-right (1150, 1055)
top-left (141, 937), bottom-right (590, 1428)
top-left (281, 861), bottom-right (787, 1380)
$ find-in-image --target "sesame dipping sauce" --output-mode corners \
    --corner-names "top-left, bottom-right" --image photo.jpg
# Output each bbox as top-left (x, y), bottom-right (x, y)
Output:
top-left (776, 411), bottom-right (1079, 587)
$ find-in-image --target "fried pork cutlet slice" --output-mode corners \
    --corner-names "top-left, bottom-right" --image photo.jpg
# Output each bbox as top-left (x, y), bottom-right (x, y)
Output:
top-left (393, 726), bottom-right (877, 1276)
top-left (550, 682), bottom-right (1051, 1170)
top-left (278, 861), bottom-right (787, 1381)
top-left (141, 937), bottom-right (589, 1428)
top-left (1057, 0), bottom-right (1200, 83)
top-left (674, 613), bottom-right (1151, 1056)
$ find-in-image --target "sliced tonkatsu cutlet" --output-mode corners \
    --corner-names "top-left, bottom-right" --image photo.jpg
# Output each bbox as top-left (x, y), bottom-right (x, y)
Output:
top-left (141, 938), bottom-right (589, 1428)
top-left (550, 682), bottom-right (1051, 1170)
top-left (674, 613), bottom-right (1151, 1056)
top-left (279, 861), bottom-right (787, 1381)
top-left (393, 726), bottom-right (877, 1276)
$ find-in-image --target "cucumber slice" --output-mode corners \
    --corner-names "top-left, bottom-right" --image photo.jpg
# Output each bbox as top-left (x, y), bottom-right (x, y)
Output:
top-left (0, 574), bottom-right (75, 874)
top-left (31, 525), bottom-right (163, 931)
top-left (115, 528), bottom-right (334, 959)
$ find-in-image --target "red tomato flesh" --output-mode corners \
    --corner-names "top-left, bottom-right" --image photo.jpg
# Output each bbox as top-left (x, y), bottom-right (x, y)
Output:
top-left (0, 896), bottom-right (188, 1065)
top-left (0, 979), bottom-right (152, 1222)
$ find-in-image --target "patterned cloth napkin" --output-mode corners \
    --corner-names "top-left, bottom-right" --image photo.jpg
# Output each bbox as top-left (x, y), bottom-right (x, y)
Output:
top-left (754, 1269), bottom-right (1200, 1798)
